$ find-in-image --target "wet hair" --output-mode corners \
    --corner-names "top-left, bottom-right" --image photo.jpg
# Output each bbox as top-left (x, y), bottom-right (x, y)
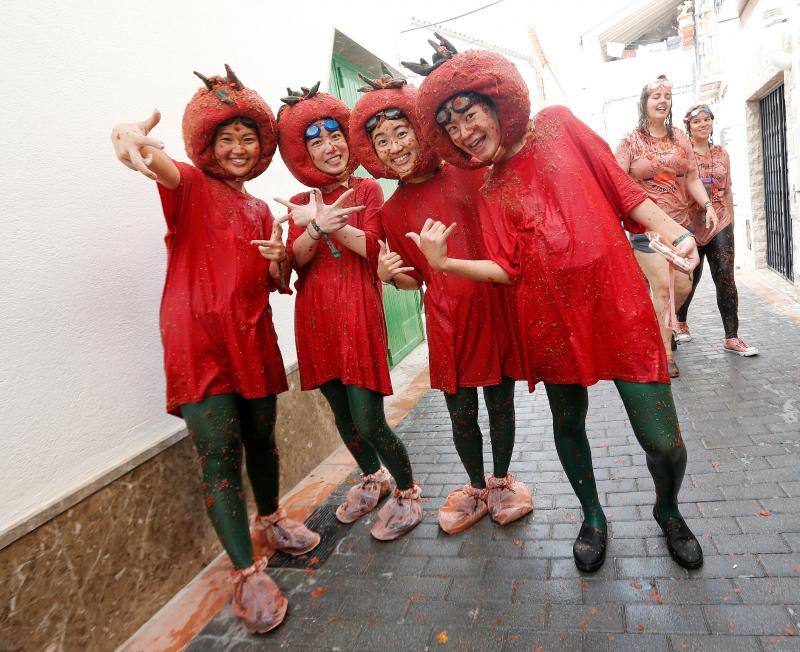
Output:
top-left (683, 104), bottom-right (715, 144)
top-left (214, 115), bottom-right (260, 140)
top-left (637, 75), bottom-right (674, 141)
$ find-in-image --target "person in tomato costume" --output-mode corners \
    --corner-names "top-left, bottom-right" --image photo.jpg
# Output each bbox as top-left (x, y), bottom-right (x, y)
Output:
top-left (270, 84), bottom-right (422, 541)
top-left (110, 65), bottom-right (320, 634)
top-left (407, 39), bottom-right (704, 571)
top-left (348, 71), bottom-right (532, 535)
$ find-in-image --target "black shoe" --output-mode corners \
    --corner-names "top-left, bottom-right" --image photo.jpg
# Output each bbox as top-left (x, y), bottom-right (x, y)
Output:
top-left (653, 506), bottom-right (703, 569)
top-left (573, 523), bottom-right (607, 572)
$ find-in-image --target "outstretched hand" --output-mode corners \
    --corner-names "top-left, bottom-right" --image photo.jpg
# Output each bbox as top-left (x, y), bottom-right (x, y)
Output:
top-left (377, 239), bottom-right (415, 283)
top-left (111, 109), bottom-right (164, 180)
top-left (251, 221), bottom-right (287, 262)
top-left (406, 219), bottom-right (456, 271)
top-left (274, 188), bottom-right (364, 233)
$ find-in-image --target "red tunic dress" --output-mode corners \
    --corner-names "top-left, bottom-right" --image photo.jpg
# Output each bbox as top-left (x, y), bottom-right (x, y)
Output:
top-left (478, 106), bottom-right (669, 389)
top-left (157, 162), bottom-right (289, 415)
top-left (287, 176), bottom-right (392, 394)
top-left (380, 164), bottom-right (523, 393)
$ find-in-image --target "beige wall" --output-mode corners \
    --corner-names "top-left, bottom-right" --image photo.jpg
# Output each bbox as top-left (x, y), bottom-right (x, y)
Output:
top-left (0, 368), bottom-right (342, 652)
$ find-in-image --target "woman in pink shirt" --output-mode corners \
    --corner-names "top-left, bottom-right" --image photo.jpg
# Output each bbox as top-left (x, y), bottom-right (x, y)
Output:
top-left (616, 76), bottom-right (718, 377)
top-left (674, 104), bottom-right (758, 356)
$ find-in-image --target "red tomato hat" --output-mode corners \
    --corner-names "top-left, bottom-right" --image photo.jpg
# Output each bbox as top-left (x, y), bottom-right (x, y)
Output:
top-left (182, 64), bottom-right (277, 181)
top-left (350, 78), bottom-right (440, 180)
top-left (276, 86), bottom-right (359, 188)
top-left (415, 49), bottom-right (531, 169)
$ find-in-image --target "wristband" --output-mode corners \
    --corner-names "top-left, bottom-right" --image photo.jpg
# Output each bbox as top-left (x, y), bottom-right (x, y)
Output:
top-left (306, 223), bottom-right (321, 240)
top-left (672, 232), bottom-right (695, 247)
top-left (311, 219), bottom-right (342, 259)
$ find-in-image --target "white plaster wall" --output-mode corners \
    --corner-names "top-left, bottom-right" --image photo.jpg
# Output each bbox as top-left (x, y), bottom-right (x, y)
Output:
top-left (0, 0), bottom-right (410, 533)
top-left (577, 50), bottom-right (696, 146)
top-left (717, 0), bottom-right (800, 292)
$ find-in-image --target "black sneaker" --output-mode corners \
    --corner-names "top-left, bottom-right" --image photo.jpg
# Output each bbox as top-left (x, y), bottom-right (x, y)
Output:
top-left (653, 506), bottom-right (703, 569)
top-left (572, 523), bottom-right (607, 572)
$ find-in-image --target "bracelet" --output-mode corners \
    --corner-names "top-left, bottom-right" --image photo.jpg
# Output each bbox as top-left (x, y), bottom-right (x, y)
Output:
top-left (306, 223), bottom-right (321, 240)
top-left (703, 200), bottom-right (712, 209)
top-left (672, 231), bottom-right (695, 247)
top-left (382, 278), bottom-right (397, 288)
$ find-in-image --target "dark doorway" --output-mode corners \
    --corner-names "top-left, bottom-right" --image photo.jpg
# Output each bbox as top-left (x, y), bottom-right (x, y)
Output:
top-left (760, 84), bottom-right (794, 281)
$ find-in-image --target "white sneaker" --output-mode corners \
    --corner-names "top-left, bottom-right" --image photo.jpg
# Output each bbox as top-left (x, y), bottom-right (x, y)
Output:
top-left (723, 337), bottom-right (758, 357)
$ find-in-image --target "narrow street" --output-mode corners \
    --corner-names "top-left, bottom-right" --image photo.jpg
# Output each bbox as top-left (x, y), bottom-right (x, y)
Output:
top-left (185, 274), bottom-right (800, 651)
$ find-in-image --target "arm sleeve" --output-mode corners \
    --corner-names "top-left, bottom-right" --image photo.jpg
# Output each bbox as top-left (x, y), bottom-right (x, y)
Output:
top-left (724, 149), bottom-right (732, 192)
top-left (264, 206), bottom-right (293, 294)
top-left (157, 161), bottom-right (197, 231)
top-left (358, 179), bottom-right (386, 275)
top-left (380, 208), bottom-right (424, 286)
top-left (682, 131), bottom-right (700, 181)
top-left (476, 189), bottom-right (522, 283)
top-left (544, 107), bottom-right (648, 232)
top-left (284, 191), bottom-right (309, 272)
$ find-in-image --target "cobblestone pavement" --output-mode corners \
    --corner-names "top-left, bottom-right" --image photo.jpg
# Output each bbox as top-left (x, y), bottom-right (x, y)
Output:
top-left (188, 281), bottom-right (800, 651)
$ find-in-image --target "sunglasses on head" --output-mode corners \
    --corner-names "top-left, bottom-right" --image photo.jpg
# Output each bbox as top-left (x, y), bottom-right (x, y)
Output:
top-left (435, 92), bottom-right (481, 126)
top-left (365, 108), bottom-right (406, 134)
top-left (304, 118), bottom-right (342, 141)
top-left (688, 107), bottom-right (713, 118)
top-left (647, 78), bottom-right (673, 91)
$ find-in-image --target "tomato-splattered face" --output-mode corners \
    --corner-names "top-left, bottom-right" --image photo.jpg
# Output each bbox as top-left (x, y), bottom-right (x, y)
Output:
top-left (305, 120), bottom-right (350, 176)
top-left (440, 99), bottom-right (502, 162)
top-left (646, 87), bottom-right (672, 123)
top-left (213, 121), bottom-right (261, 178)
top-left (688, 112), bottom-right (713, 141)
top-left (370, 117), bottom-right (420, 178)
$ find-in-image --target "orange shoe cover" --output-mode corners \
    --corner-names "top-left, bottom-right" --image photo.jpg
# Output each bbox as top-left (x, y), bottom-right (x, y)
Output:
top-left (253, 508), bottom-right (321, 556)
top-left (486, 473), bottom-right (533, 525)
top-left (336, 467), bottom-right (391, 524)
top-left (438, 484), bottom-right (489, 534)
top-left (370, 482), bottom-right (423, 541)
top-left (230, 557), bottom-right (288, 634)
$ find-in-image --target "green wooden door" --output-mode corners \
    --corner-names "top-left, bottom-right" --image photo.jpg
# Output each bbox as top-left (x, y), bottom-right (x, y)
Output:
top-left (329, 55), bottom-right (425, 366)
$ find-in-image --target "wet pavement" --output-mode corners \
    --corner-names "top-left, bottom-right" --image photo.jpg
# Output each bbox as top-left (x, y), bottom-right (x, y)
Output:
top-left (187, 278), bottom-right (800, 651)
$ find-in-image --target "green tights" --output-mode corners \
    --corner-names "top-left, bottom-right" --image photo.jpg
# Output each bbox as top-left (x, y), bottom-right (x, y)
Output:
top-left (181, 393), bottom-right (279, 570)
top-left (443, 376), bottom-right (516, 488)
top-left (545, 380), bottom-right (686, 533)
top-left (320, 379), bottom-right (414, 489)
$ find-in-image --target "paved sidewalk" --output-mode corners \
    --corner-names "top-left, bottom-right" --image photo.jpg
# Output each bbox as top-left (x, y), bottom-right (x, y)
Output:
top-left (188, 279), bottom-right (800, 651)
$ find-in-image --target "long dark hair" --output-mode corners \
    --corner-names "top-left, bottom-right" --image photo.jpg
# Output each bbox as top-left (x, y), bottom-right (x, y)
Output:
top-left (637, 74), bottom-right (674, 141)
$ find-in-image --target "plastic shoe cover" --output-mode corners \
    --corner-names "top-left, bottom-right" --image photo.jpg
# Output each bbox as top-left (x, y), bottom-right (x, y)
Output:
top-left (253, 508), bottom-right (321, 556)
top-left (673, 322), bottom-right (692, 342)
top-left (336, 467), bottom-right (391, 524)
top-left (486, 473), bottom-right (533, 525)
top-left (438, 484), bottom-right (489, 534)
top-left (723, 337), bottom-right (758, 357)
top-left (371, 482), bottom-right (423, 541)
top-left (230, 557), bottom-right (288, 634)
